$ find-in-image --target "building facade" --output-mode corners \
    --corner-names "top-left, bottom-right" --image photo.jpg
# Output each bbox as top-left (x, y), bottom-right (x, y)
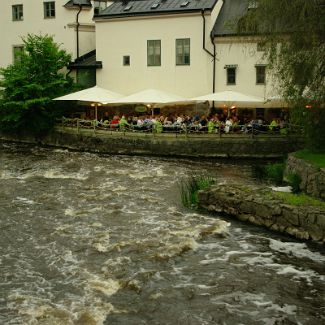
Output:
top-left (0, 0), bottom-right (284, 118)
top-left (0, 0), bottom-right (109, 86)
top-left (94, 0), bottom-right (278, 103)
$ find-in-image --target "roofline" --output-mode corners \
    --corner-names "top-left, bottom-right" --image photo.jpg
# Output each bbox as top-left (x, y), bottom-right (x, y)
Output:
top-left (94, 8), bottom-right (212, 21)
top-left (68, 62), bottom-right (103, 69)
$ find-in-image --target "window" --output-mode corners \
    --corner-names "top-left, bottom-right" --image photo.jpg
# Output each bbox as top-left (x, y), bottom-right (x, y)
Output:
top-left (180, 1), bottom-right (190, 7)
top-left (13, 45), bottom-right (24, 63)
top-left (256, 65), bottom-right (266, 84)
top-left (147, 40), bottom-right (161, 66)
top-left (94, 1), bottom-right (108, 15)
top-left (176, 38), bottom-right (190, 65)
top-left (226, 67), bottom-right (236, 85)
top-left (123, 55), bottom-right (130, 66)
top-left (12, 5), bottom-right (23, 21)
top-left (44, 2), bottom-right (55, 18)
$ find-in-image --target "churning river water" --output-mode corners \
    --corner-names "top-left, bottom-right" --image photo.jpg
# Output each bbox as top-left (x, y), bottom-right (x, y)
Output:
top-left (0, 142), bottom-right (324, 325)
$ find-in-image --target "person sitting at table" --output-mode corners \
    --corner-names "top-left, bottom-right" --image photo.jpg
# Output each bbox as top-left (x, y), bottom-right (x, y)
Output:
top-left (225, 117), bottom-right (233, 133)
top-left (110, 115), bottom-right (120, 129)
top-left (154, 118), bottom-right (163, 133)
top-left (269, 118), bottom-right (279, 131)
top-left (164, 115), bottom-right (173, 125)
top-left (119, 115), bottom-right (129, 131)
top-left (137, 116), bottom-right (144, 128)
top-left (208, 118), bottom-right (216, 133)
top-left (101, 112), bottom-right (110, 124)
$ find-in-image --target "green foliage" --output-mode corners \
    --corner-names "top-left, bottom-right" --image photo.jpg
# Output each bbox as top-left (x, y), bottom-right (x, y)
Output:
top-left (253, 162), bottom-right (285, 185)
top-left (0, 34), bottom-right (73, 135)
top-left (180, 176), bottom-right (214, 208)
top-left (238, 0), bottom-right (324, 102)
top-left (237, 1), bottom-right (325, 151)
top-left (286, 172), bottom-right (301, 193)
top-left (294, 150), bottom-right (325, 168)
top-left (265, 163), bottom-right (285, 186)
top-left (274, 192), bottom-right (325, 208)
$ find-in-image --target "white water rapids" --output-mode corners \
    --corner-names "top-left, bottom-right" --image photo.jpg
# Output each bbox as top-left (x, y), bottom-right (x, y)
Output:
top-left (0, 142), bottom-right (324, 325)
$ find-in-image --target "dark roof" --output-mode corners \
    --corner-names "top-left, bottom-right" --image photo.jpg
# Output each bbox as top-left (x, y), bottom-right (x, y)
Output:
top-left (68, 50), bottom-right (102, 70)
top-left (95, 0), bottom-right (219, 19)
top-left (212, 0), bottom-right (248, 37)
top-left (64, 0), bottom-right (92, 8)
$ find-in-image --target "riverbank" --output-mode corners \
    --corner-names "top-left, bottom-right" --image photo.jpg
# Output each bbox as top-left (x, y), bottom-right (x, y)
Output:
top-left (0, 126), bottom-right (304, 159)
top-left (285, 152), bottom-right (325, 200)
top-left (198, 183), bottom-right (325, 243)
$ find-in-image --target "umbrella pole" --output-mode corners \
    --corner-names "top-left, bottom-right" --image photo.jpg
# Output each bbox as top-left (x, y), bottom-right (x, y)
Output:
top-left (95, 103), bottom-right (98, 121)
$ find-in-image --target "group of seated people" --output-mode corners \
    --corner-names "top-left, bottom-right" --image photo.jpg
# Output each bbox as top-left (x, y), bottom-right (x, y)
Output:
top-left (96, 112), bottom-right (287, 134)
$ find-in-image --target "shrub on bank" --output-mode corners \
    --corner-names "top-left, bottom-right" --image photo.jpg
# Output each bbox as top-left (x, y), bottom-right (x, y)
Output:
top-left (180, 176), bottom-right (214, 208)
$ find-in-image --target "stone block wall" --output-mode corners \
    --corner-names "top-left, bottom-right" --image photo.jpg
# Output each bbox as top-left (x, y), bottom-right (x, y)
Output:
top-left (198, 184), bottom-right (325, 243)
top-left (0, 127), bottom-right (303, 159)
top-left (285, 154), bottom-right (325, 200)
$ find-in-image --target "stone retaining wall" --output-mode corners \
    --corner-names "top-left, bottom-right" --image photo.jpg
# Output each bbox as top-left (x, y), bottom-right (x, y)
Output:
top-left (285, 154), bottom-right (325, 200)
top-left (198, 184), bottom-right (325, 243)
top-left (0, 127), bottom-right (304, 159)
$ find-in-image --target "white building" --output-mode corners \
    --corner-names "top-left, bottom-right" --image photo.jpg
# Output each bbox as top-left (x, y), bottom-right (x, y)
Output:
top-left (0, 0), bottom-right (111, 86)
top-left (94, 0), bottom-right (276, 101)
top-left (0, 0), bottom-right (284, 119)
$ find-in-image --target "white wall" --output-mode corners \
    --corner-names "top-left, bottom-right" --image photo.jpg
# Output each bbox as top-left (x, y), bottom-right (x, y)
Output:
top-left (214, 37), bottom-right (278, 99)
top-left (0, 0), bottom-right (95, 68)
top-left (95, 3), bottom-right (279, 100)
top-left (96, 12), bottom-right (218, 97)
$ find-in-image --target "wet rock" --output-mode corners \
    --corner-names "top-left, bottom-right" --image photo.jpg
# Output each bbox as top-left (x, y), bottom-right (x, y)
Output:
top-left (282, 205), bottom-right (300, 226)
top-left (285, 154), bottom-right (325, 201)
top-left (307, 225), bottom-right (324, 242)
top-left (75, 312), bottom-right (97, 325)
top-left (198, 183), bottom-right (325, 243)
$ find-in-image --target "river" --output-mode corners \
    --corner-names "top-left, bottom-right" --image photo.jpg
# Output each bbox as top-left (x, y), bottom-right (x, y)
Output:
top-left (0, 142), bottom-right (324, 325)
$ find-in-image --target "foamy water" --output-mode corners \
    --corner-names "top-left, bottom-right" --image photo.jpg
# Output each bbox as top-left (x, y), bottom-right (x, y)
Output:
top-left (0, 142), bottom-right (324, 324)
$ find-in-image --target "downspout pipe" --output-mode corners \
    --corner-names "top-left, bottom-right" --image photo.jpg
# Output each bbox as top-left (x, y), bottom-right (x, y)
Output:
top-left (210, 31), bottom-right (216, 93)
top-left (76, 4), bottom-right (82, 58)
top-left (201, 9), bottom-right (216, 99)
top-left (201, 9), bottom-right (215, 58)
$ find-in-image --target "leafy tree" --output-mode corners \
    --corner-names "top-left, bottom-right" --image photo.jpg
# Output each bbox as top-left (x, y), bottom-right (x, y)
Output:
top-left (0, 34), bottom-right (73, 135)
top-left (237, 0), bottom-right (325, 151)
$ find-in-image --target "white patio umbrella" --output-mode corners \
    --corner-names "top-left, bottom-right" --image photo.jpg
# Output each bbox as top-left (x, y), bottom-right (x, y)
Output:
top-left (191, 90), bottom-right (264, 107)
top-left (53, 85), bottom-right (124, 120)
top-left (111, 88), bottom-right (188, 114)
top-left (263, 96), bottom-right (288, 108)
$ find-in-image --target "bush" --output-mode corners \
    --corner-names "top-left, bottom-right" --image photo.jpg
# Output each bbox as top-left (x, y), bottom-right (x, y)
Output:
top-left (180, 175), bottom-right (214, 208)
top-left (286, 172), bottom-right (301, 193)
top-left (265, 163), bottom-right (285, 185)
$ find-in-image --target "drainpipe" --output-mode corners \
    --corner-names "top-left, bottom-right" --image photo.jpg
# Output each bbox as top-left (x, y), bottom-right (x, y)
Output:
top-left (210, 31), bottom-right (216, 93)
top-left (76, 4), bottom-right (82, 58)
top-left (201, 9), bottom-right (216, 106)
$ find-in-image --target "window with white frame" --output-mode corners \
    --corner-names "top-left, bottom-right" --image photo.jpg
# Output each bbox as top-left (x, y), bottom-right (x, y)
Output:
top-left (12, 5), bottom-right (23, 21)
top-left (147, 40), bottom-right (161, 66)
top-left (13, 45), bottom-right (24, 63)
top-left (176, 38), bottom-right (190, 65)
top-left (44, 1), bottom-right (55, 18)
top-left (255, 65), bottom-right (266, 84)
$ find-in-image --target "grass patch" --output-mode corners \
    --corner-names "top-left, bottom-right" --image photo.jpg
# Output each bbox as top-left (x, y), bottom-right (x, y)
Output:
top-left (274, 192), bottom-right (325, 208)
top-left (265, 163), bottom-right (285, 185)
top-left (180, 175), bottom-right (214, 208)
top-left (294, 150), bottom-right (325, 169)
top-left (252, 162), bottom-right (285, 185)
